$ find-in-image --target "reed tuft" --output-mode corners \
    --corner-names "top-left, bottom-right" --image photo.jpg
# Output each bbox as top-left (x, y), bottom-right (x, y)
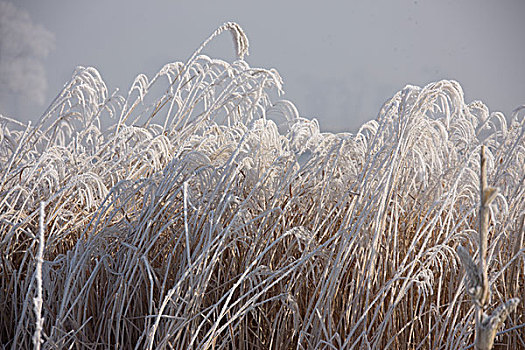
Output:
top-left (0, 23), bottom-right (524, 349)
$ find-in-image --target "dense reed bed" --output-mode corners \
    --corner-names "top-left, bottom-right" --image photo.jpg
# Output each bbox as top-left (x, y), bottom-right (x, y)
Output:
top-left (0, 23), bottom-right (524, 349)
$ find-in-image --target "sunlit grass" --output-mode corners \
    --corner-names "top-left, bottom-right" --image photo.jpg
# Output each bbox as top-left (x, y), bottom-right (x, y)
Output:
top-left (0, 23), bottom-right (523, 349)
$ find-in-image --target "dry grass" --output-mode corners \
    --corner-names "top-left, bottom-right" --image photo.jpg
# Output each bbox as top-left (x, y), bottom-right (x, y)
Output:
top-left (0, 23), bottom-right (524, 349)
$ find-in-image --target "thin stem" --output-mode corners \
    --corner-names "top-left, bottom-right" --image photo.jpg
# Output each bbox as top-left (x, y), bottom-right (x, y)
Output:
top-left (33, 201), bottom-right (46, 350)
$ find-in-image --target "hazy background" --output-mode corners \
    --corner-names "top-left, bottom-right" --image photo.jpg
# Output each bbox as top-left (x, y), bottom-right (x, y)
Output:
top-left (1, 0), bottom-right (524, 132)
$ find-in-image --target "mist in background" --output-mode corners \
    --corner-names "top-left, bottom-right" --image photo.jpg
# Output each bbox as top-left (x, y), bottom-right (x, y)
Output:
top-left (1, 0), bottom-right (524, 132)
top-left (0, 1), bottom-right (54, 116)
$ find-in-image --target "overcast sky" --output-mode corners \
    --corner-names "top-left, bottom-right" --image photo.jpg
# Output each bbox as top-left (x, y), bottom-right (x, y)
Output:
top-left (1, 0), bottom-right (524, 132)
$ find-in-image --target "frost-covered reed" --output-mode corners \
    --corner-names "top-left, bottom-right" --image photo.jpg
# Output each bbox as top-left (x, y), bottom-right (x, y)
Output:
top-left (0, 23), bottom-right (523, 349)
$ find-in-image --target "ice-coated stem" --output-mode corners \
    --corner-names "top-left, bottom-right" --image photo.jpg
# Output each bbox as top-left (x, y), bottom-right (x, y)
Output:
top-left (458, 146), bottom-right (520, 350)
top-left (33, 201), bottom-right (46, 350)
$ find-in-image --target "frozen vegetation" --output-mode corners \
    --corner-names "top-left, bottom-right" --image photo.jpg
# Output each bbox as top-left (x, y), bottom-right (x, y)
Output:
top-left (0, 23), bottom-right (523, 349)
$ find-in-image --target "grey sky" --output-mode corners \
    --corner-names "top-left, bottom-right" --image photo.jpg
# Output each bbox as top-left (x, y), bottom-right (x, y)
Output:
top-left (2, 0), bottom-right (525, 132)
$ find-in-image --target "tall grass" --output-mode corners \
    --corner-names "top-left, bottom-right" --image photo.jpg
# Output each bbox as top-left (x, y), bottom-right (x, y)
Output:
top-left (0, 23), bottom-right (524, 349)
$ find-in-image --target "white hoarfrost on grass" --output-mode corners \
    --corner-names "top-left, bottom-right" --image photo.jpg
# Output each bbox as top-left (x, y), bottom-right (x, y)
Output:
top-left (0, 23), bottom-right (524, 349)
